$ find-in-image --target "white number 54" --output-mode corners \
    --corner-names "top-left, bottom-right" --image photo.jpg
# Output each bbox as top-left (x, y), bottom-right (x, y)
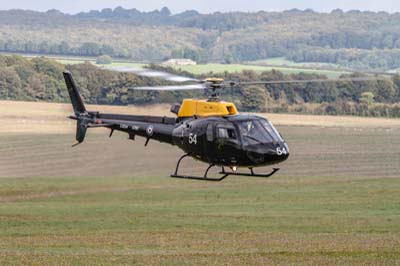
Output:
top-left (189, 133), bottom-right (197, 145)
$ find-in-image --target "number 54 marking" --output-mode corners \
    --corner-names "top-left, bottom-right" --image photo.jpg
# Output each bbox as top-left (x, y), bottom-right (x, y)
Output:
top-left (189, 133), bottom-right (197, 145)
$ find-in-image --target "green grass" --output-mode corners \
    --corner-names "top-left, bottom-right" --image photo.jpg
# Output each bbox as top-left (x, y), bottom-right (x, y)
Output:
top-left (249, 57), bottom-right (343, 71)
top-left (54, 58), bottom-right (89, 65)
top-left (50, 58), bottom-right (144, 68)
top-left (0, 52), bottom-right (145, 68)
top-left (0, 175), bottom-right (399, 265)
top-left (0, 124), bottom-right (400, 265)
top-left (173, 63), bottom-right (347, 77)
top-left (252, 57), bottom-right (304, 66)
top-left (1, 175), bottom-right (399, 234)
top-left (59, 58), bottom-right (346, 77)
top-left (252, 57), bottom-right (341, 68)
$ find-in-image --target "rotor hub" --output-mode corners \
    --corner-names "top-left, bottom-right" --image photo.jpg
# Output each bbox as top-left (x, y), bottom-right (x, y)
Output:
top-left (205, 78), bottom-right (225, 102)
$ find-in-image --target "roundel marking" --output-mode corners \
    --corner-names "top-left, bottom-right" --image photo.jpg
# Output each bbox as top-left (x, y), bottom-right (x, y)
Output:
top-left (146, 125), bottom-right (154, 136)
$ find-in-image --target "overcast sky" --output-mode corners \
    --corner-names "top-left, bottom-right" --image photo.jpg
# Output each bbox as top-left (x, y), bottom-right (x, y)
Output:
top-left (0, 0), bottom-right (399, 14)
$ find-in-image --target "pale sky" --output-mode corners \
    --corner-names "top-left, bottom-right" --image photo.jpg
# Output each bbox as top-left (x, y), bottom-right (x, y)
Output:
top-left (0, 0), bottom-right (399, 14)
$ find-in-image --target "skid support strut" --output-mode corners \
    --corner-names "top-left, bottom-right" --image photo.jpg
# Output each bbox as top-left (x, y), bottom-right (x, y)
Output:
top-left (170, 154), bottom-right (229, 182)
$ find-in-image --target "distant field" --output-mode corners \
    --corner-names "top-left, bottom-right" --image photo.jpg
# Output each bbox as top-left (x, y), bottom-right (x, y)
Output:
top-left (54, 58), bottom-right (349, 77)
top-left (58, 59), bottom-right (144, 69)
top-left (0, 52), bottom-right (145, 68)
top-left (172, 63), bottom-right (346, 77)
top-left (55, 58), bottom-right (144, 69)
top-left (250, 57), bottom-right (341, 69)
top-left (0, 100), bottom-right (399, 265)
top-left (1, 52), bottom-right (347, 77)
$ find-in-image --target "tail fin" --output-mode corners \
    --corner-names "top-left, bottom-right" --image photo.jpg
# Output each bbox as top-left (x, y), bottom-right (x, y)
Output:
top-left (63, 71), bottom-right (86, 115)
top-left (75, 121), bottom-right (88, 144)
top-left (63, 71), bottom-right (88, 144)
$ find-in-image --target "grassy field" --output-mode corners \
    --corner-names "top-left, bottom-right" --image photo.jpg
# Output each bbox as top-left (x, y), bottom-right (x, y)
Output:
top-left (0, 101), bottom-right (400, 265)
top-left (1, 52), bottom-right (346, 77)
top-left (0, 52), bottom-right (145, 68)
top-left (58, 58), bottom-right (347, 77)
top-left (54, 55), bottom-right (348, 77)
top-left (172, 63), bottom-right (346, 77)
top-left (250, 57), bottom-right (342, 69)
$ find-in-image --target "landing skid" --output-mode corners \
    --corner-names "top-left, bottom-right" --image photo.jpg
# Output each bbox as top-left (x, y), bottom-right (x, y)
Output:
top-left (220, 167), bottom-right (280, 178)
top-left (170, 154), bottom-right (280, 182)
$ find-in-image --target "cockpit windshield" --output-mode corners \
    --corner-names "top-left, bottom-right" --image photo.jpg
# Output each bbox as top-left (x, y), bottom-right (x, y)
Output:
top-left (260, 120), bottom-right (284, 143)
top-left (238, 119), bottom-right (283, 145)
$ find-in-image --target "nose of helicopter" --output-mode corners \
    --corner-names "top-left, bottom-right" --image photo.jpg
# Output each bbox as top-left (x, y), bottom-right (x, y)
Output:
top-left (269, 142), bottom-right (290, 163)
top-left (245, 142), bottom-right (290, 165)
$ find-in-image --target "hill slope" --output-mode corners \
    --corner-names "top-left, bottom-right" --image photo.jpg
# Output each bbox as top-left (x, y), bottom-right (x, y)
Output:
top-left (1, 8), bottom-right (400, 70)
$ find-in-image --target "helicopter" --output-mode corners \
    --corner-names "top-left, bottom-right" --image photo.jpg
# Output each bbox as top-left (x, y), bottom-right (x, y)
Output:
top-left (63, 68), bottom-right (382, 181)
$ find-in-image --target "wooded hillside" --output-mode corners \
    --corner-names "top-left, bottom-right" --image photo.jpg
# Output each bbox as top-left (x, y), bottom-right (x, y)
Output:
top-left (1, 8), bottom-right (400, 70)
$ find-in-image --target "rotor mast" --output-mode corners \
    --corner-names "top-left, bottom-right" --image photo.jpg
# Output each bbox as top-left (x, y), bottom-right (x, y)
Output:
top-left (205, 78), bottom-right (225, 102)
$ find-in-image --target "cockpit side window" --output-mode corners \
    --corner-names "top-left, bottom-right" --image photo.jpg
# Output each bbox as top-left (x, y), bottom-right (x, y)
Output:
top-left (216, 124), bottom-right (237, 141)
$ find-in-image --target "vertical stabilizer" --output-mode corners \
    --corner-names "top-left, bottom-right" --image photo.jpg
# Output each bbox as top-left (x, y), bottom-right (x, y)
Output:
top-left (63, 71), bottom-right (86, 115)
top-left (63, 71), bottom-right (88, 144)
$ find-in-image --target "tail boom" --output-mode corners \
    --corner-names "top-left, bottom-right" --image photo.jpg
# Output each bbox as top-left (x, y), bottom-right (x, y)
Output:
top-left (63, 71), bottom-right (175, 146)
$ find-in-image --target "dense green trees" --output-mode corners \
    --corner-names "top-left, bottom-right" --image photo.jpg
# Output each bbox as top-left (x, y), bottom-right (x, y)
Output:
top-left (0, 55), bottom-right (399, 117)
top-left (0, 40), bottom-right (117, 58)
top-left (170, 48), bottom-right (208, 64)
top-left (2, 8), bottom-right (400, 70)
top-left (96, 55), bottom-right (112, 65)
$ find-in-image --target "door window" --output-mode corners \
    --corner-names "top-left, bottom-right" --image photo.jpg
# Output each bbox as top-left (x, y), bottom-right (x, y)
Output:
top-left (206, 124), bottom-right (214, 141)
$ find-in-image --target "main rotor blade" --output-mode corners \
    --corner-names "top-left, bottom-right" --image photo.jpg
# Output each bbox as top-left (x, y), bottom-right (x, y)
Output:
top-left (231, 77), bottom-right (386, 86)
top-left (132, 84), bottom-right (207, 91)
top-left (106, 67), bottom-right (200, 83)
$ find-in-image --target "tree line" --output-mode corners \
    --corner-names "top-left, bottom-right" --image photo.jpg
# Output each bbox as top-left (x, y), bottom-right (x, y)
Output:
top-left (0, 55), bottom-right (399, 117)
top-left (0, 40), bottom-right (119, 58)
top-left (2, 8), bottom-right (400, 69)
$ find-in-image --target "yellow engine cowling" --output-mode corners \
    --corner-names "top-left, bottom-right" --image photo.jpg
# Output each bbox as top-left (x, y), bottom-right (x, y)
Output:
top-left (178, 99), bottom-right (238, 118)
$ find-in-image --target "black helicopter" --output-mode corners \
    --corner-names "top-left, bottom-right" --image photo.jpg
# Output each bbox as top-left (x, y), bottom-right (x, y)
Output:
top-left (64, 69), bottom-right (381, 181)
